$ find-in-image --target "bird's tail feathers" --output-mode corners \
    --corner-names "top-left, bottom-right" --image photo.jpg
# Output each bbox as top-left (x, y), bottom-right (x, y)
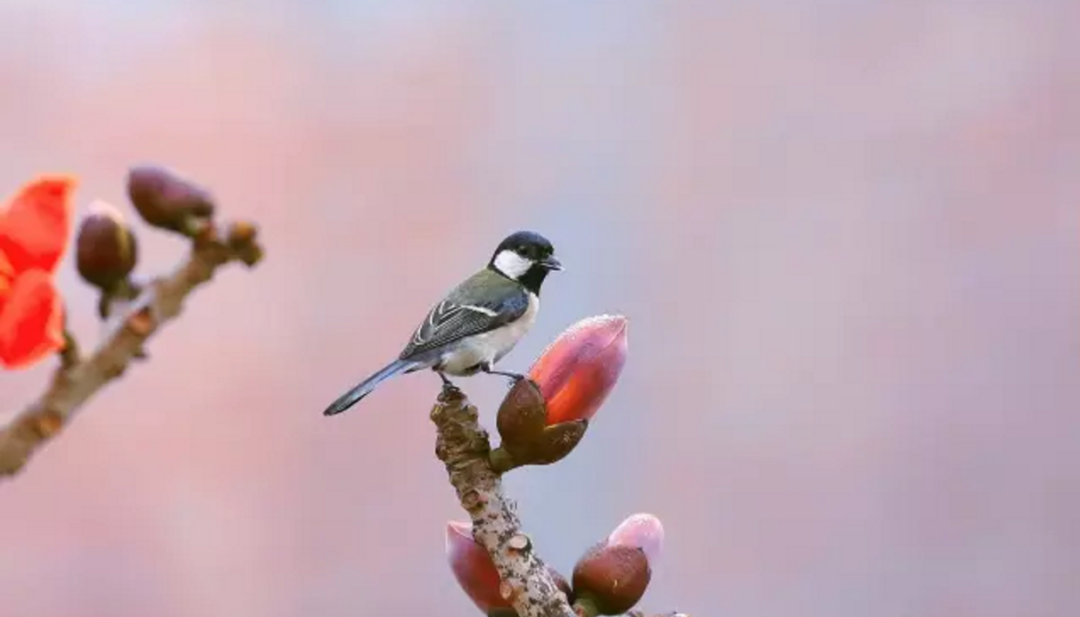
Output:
top-left (323, 359), bottom-right (422, 416)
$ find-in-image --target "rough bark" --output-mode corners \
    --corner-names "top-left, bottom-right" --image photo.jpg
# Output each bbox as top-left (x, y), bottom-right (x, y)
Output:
top-left (431, 385), bottom-right (576, 617)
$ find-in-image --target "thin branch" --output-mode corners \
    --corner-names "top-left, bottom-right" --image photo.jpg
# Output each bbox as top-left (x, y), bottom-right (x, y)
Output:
top-left (431, 386), bottom-right (576, 617)
top-left (0, 221), bottom-right (262, 477)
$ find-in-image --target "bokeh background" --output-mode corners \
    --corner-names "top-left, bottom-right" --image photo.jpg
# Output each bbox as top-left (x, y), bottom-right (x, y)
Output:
top-left (2, 2), bottom-right (1078, 616)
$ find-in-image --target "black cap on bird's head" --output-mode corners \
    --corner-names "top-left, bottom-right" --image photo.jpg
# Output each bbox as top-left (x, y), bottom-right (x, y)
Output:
top-left (489, 230), bottom-right (563, 293)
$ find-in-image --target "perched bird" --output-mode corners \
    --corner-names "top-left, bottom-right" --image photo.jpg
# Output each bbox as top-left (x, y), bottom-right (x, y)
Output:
top-left (323, 231), bottom-right (563, 416)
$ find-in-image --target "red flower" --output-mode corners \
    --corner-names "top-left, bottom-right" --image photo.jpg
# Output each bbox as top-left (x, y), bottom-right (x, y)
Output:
top-left (529, 314), bottom-right (628, 425)
top-left (0, 176), bottom-right (75, 369)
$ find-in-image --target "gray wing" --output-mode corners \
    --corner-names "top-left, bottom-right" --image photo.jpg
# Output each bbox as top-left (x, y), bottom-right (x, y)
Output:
top-left (399, 270), bottom-right (530, 360)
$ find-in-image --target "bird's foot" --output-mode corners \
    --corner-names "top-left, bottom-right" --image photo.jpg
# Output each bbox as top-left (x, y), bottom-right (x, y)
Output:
top-left (481, 365), bottom-right (526, 389)
top-left (438, 372), bottom-right (461, 394)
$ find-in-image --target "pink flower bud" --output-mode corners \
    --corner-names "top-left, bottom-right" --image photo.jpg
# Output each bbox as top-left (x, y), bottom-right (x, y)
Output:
top-left (607, 513), bottom-right (664, 564)
top-left (570, 513), bottom-right (665, 615)
top-left (528, 315), bottom-right (628, 425)
top-left (446, 521), bottom-right (575, 614)
top-left (571, 543), bottom-right (650, 615)
top-left (446, 521), bottom-right (509, 614)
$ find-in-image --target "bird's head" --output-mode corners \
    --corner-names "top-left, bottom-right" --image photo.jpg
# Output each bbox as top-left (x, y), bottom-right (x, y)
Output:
top-left (489, 230), bottom-right (563, 293)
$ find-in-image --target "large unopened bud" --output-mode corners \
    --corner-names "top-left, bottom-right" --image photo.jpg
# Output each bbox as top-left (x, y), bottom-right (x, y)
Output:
top-left (530, 314), bottom-right (628, 425)
top-left (493, 315), bottom-right (628, 471)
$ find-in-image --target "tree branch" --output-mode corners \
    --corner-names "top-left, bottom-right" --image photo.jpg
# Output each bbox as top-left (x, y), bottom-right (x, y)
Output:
top-left (431, 386), bottom-right (576, 617)
top-left (0, 221), bottom-right (262, 478)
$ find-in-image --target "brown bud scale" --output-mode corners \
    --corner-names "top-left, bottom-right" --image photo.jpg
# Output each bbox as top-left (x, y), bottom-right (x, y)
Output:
top-left (572, 543), bottom-right (651, 615)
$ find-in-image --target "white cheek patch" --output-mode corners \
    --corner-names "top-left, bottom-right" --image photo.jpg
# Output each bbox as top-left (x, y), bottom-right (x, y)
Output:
top-left (493, 250), bottom-right (534, 279)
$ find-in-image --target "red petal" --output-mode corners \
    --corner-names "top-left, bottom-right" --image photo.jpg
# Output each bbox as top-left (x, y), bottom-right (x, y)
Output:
top-left (0, 269), bottom-right (64, 369)
top-left (529, 315), bottom-right (629, 425)
top-left (0, 176), bottom-right (76, 274)
top-left (0, 250), bottom-right (13, 303)
top-left (445, 521), bottom-right (510, 613)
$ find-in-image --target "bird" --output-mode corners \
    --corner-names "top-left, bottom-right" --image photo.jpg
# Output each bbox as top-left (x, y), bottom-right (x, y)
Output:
top-left (322, 230), bottom-right (563, 416)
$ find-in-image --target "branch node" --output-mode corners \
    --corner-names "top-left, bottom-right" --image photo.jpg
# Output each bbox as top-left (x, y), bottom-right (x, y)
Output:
top-left (59, 329), bottom-right (81, 370)
top-left (508, 533), bottom-right (532, 553)
top-left (126, 306), bottom-right (155, 337)
top-left (226, 220), bottom-right (257, 245)
top-left (489, 446), bottom-right (518, 474)
top-left (462, 489), bottom-right (485, 513)
top-left (32, 410), bottom-right (64, 439)
top-left (190, 219), bottom-right (218, 244)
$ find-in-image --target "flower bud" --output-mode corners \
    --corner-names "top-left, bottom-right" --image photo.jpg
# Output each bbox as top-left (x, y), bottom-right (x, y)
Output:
top-left (447, 521), bottom-right (508, 613)
top-left (494, 378), bottom-right (588, 469)
top-left (492, 315), bottom-right (627, 470)
top-left (571, 513), bottom-right (663, 615)
top-left (76, 200), bottom-right (137, 291)
top-left (529, 314), bottom-right (628, 425)
top-left (447, 521), bottom-right (574, 614)
top-left (572, 543), bottom-right (651, 615)
top-left (607, 513), bottom-right (664, 564)
top-left (126, 164), bottom-right (215, 235)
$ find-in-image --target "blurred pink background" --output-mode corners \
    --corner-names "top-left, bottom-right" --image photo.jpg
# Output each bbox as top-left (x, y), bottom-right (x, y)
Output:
top-left (2, 2), bottom-right (1078, 616)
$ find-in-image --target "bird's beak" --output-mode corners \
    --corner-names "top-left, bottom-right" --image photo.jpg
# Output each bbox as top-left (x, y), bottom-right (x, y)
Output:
top-left (541, 255), bottom-right (563, 271)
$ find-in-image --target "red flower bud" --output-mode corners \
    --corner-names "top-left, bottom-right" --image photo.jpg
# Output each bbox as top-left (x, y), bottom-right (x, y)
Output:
top-left (76, 200), bottom-right (138, 292)
top-left (494, 379), bottom-right (588, 469)
top-left (446, 521), bottom-right (574, 614)
top-left (446, 521), bottom-right (508, 614)
top-left (607, 513), bottom-right (664, 564)
top-left (572, 543), bottom-right (650, 615)
top-left (529, 314), bottom-right (628, 425)
top-left (571, 513), bottom-right (664, 615)
top-left (126, 165), bottom-right (215, 235)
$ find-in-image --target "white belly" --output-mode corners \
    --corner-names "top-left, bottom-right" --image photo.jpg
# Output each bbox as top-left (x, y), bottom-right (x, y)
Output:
top-left (438, 294), bottom-right (539, 375)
